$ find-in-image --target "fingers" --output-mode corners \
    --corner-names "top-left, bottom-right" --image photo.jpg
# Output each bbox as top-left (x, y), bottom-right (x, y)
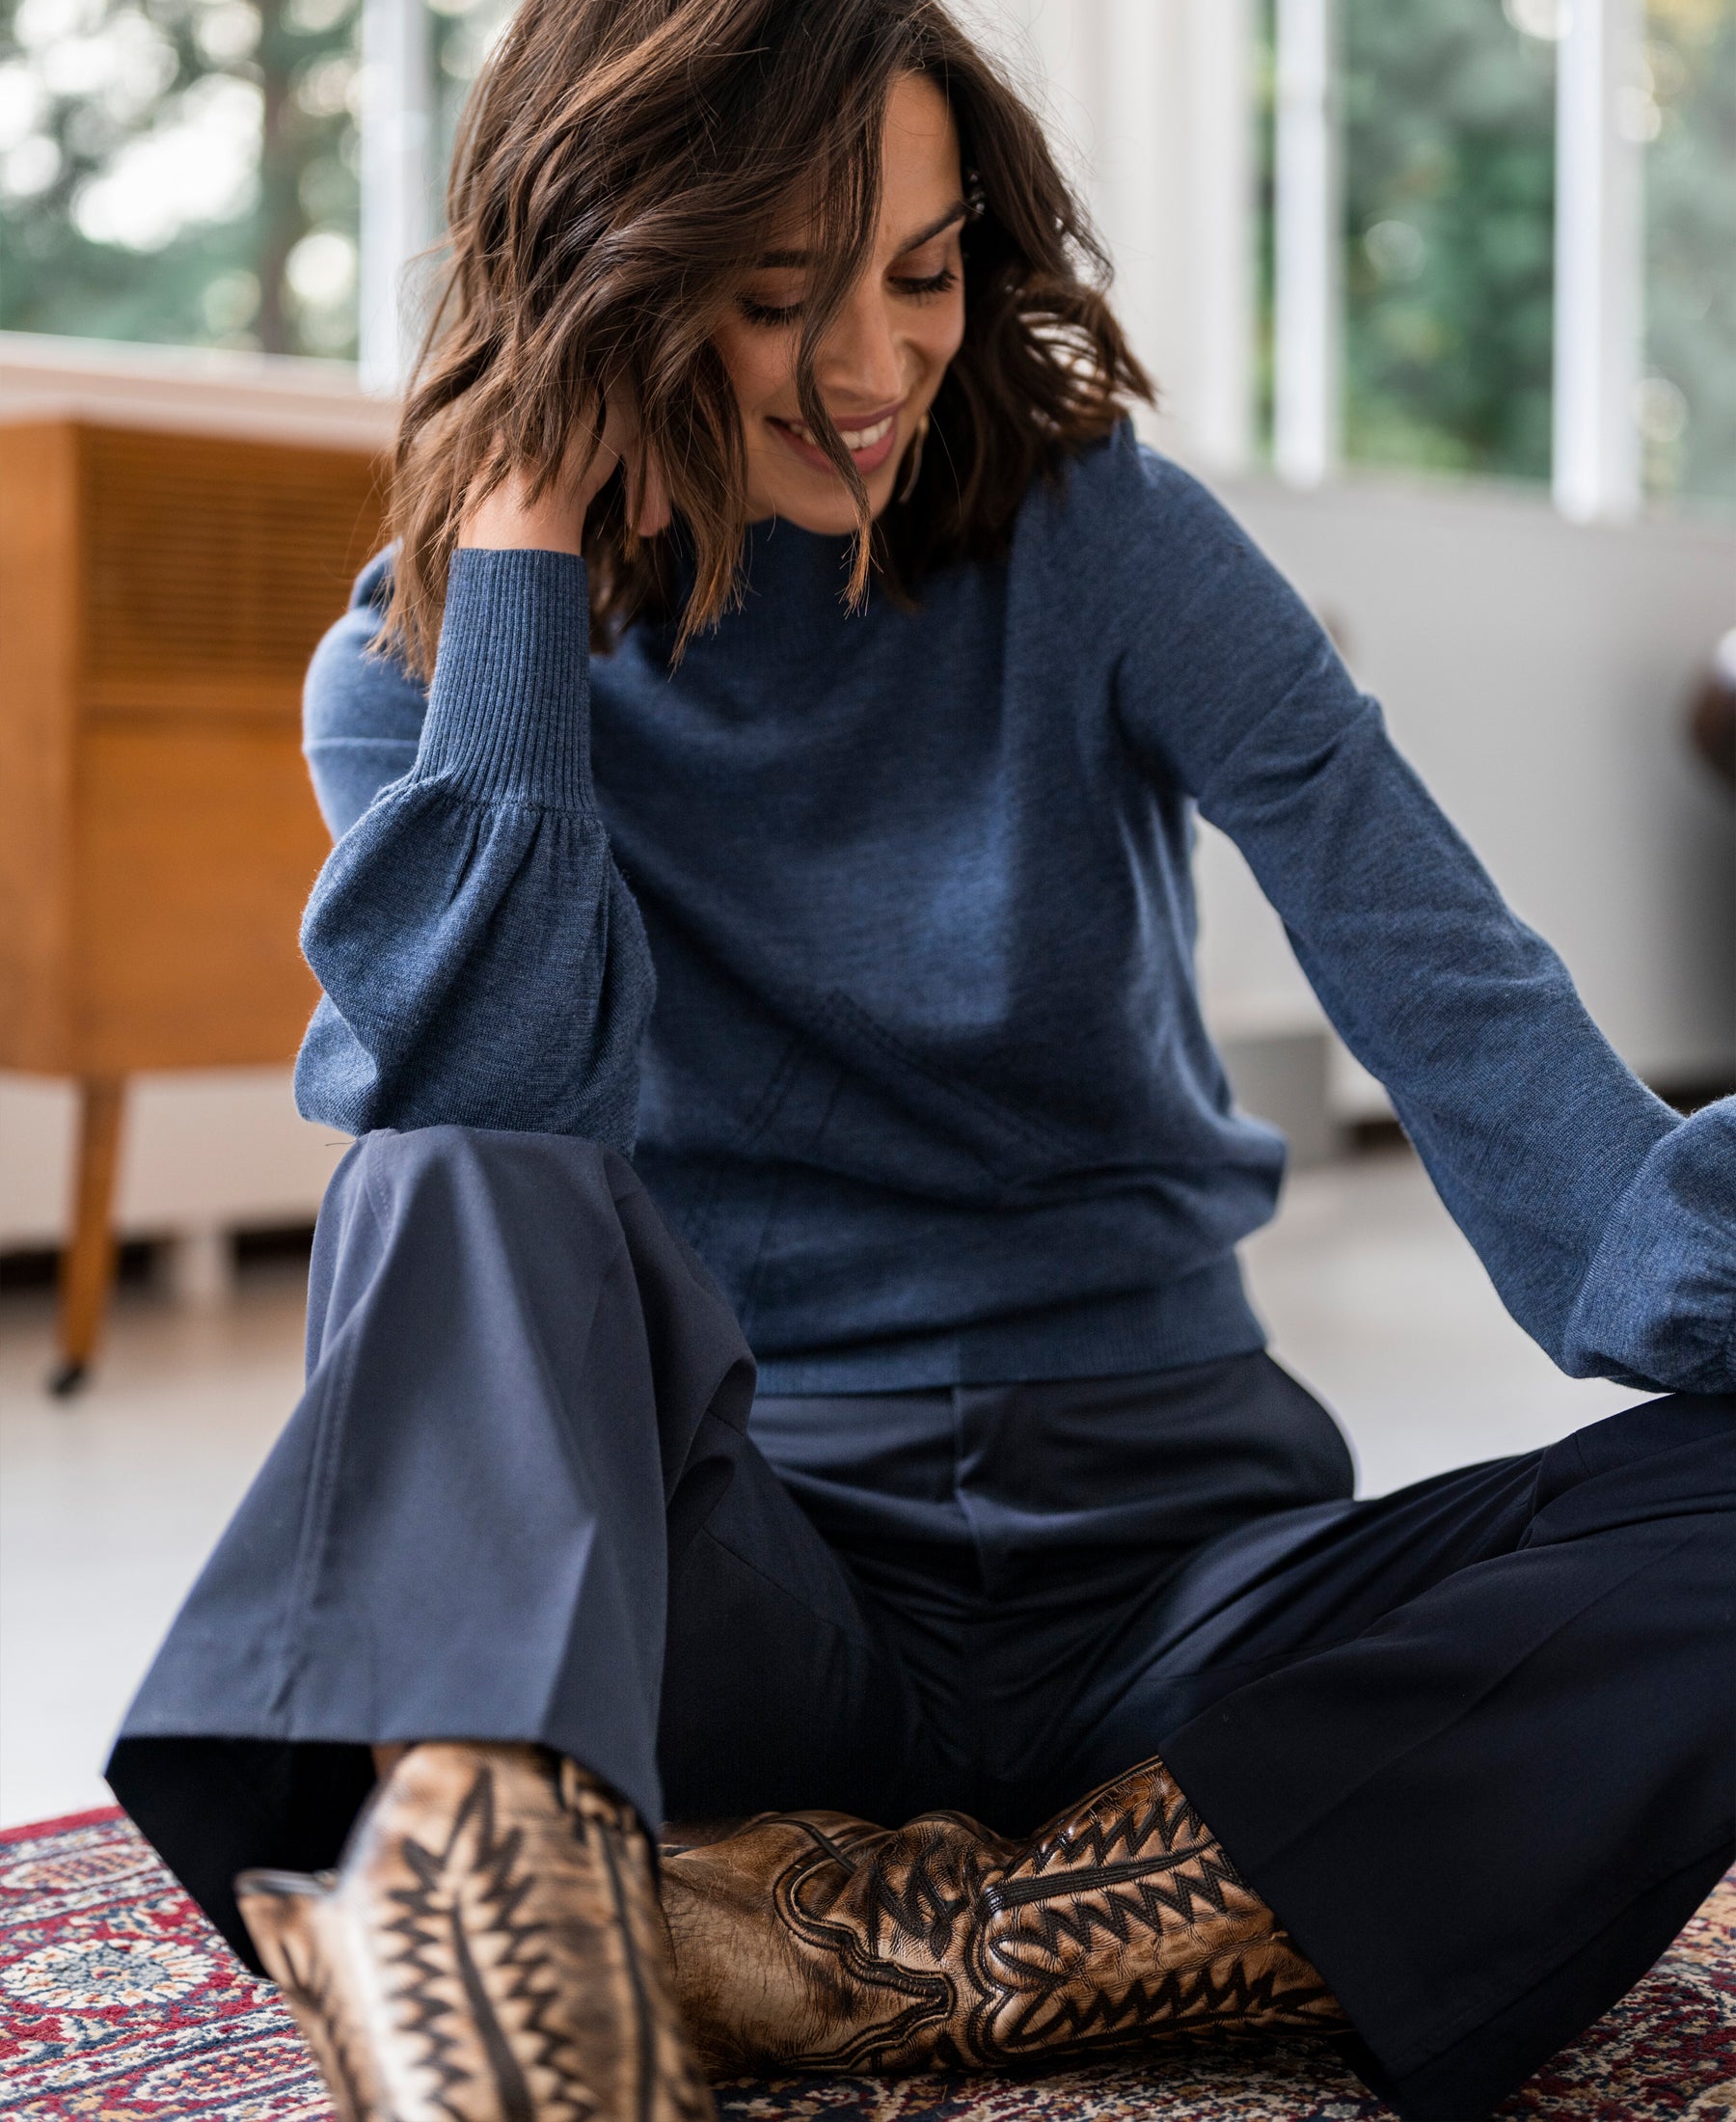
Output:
top-left (559, 411), bottom-right (620, 512)
top-left (459, 392), bottom-right (669, 551)
top-left (575, 390), bottom-right (670, 539)
top-left (629, 448), bottom-right (672, 539)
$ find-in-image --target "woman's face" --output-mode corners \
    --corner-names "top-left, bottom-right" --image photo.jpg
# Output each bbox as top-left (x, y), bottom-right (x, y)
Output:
top-left (713, 71), bottom-right (968, 530)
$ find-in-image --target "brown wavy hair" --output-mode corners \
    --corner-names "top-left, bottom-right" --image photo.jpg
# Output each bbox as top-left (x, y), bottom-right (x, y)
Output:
top-left (382, 0), bottom-right (1153, 676)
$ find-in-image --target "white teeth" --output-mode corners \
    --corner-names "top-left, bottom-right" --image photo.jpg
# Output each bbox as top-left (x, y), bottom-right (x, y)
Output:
top-left (785, 414), bottom-right (896, 452)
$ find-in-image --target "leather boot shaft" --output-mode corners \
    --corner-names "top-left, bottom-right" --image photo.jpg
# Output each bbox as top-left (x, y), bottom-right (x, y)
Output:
top-left (239, 1742), bottom-right (715, 2122)
top-left (661, 1754), bottom-right (1343, 2074)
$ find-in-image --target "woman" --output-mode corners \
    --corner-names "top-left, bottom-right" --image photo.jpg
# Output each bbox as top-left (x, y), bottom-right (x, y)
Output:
top-left (108, 3), bottom-right (1735, 2119)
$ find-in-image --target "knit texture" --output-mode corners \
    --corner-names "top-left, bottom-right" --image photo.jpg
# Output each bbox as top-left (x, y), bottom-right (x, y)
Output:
top-left (296, 425), bottom-right (1735, 1395)
top-left (415, 548), bottom-right (594, 808)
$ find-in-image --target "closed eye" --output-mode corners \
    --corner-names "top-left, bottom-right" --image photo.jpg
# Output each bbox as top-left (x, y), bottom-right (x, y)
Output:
top-left (735, 245), bottom-right (961, 329)
top-left (737, 294), bottom-right (804, 326)
top-left (890, 266), bottom-right (958, 300)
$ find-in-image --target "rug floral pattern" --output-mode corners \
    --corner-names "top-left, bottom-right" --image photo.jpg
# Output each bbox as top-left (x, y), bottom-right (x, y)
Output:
top-left (2, 1809), bottom-right (1732, 2120)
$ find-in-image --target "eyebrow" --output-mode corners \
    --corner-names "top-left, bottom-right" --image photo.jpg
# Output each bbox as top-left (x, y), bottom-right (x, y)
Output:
top-left (755, 200), bottom-right (969, 271)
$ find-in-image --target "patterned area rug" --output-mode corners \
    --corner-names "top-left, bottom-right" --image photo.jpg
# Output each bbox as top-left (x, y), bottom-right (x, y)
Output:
top-left (2, 1808), bottom-right (1732, 2120)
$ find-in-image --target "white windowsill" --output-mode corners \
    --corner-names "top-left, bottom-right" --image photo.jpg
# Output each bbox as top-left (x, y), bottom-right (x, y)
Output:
top-left (1207, 460), bottom-right (1736, 546)
top-left (0, 330), bottom-right (399, 449)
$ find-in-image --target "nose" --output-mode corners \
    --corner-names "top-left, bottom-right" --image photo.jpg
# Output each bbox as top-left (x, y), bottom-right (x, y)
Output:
top-left (814, 276), bottom-right (907, 412)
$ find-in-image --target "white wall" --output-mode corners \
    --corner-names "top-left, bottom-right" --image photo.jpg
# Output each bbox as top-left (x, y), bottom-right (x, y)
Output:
top-left (976, 0), bottom-right (1256, 472)
top-left (1269, 480), bottom-right (1726, 1071)
top-left (1194, 476), bottom-right (1736, 1110)
top-left (0, 1075), bottom-right (349, 1256)
top-left (981, 0), bottom-right (1736, 1112)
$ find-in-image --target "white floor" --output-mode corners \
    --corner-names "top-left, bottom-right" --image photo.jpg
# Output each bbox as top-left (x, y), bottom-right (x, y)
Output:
top-left (0, 1146), bottom-right (1641, 1832)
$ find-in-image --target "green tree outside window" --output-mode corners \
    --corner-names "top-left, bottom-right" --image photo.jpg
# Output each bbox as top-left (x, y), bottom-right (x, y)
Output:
top-left (0, 0), bottom-right (363, 355)
top-left (1341, 0), bottom-right (1557, 484)
top-left (1642, 0), bottom-right (1736, 508)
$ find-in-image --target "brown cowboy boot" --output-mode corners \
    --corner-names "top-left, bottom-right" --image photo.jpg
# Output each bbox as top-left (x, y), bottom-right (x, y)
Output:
top-left (660, 1752), bottom-right (1343, 2074)
top-left (237, 1742), bottom-right (715, 2122)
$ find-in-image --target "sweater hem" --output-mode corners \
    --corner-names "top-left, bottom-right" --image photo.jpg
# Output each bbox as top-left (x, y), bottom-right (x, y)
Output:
top-left (748, 1260), bottom-right (1266, 1393)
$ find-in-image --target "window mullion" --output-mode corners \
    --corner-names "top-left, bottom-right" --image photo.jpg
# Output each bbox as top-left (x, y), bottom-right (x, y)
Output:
top-left (1273, 0), bottom-right (1341, 487)
top-left (358, 0), bottom-right (436, 396)
top-left (1552, 0), bottom-right (1645, 521)
top-left (1187, 0), bottom-right (1258, 472)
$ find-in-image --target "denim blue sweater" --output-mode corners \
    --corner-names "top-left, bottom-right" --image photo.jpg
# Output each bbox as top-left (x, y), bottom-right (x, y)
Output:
top-left (296, 424), bottom-right (1735, 1395)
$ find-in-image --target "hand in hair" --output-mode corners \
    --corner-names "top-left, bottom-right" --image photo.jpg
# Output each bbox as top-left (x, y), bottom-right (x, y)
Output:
top-left (458, 394), bottom-right (670, 555)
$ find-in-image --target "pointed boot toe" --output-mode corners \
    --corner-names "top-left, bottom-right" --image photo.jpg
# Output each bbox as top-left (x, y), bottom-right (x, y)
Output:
top-left (240, 1742), bottom-right (715, 2122)
top-left (235, 1866), bottom-right (389, 2122)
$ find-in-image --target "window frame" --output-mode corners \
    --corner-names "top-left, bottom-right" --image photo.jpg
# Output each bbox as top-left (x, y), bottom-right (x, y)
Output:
top-left (1263, 0), bottom-right (1649, 520)
top-left (0, 0), bottom-right (1695, 516)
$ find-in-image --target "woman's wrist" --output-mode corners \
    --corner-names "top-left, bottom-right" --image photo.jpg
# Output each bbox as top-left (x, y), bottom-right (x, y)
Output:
top-left (457, 473), bottom-right (587, 555)
top-left (455, 404), bottom-right (665, 552)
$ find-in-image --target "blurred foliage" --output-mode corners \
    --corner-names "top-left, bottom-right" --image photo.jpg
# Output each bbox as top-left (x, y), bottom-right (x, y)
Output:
top-left (0, 0), bottom-right (361, 356)
top-left (1643, 0), bottom-right (1736, 507)
top-left (1341, 0), bottom-right (1557, 483)
top-left (0, 0), bottom-right (510, 362)
top-left (430, 0), bottom-right (507, 177)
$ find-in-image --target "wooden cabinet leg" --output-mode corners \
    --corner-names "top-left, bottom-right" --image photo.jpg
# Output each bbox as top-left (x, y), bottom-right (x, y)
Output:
top-left (50, 1075), bottom-right (127, 1398)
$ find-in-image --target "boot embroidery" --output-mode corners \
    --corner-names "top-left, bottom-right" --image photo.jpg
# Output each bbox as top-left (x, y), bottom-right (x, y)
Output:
top-left (591, 1794), bottom-right (660, 2122)
top-left (385, 1760), bottom-right (594, 2121)
top-left (239, 1747), bottom-right (716, 2122)
top-left (267, 1915), bottom-right (385, 2118)
top-left (661, 1755), bottom-right (1346, 2076)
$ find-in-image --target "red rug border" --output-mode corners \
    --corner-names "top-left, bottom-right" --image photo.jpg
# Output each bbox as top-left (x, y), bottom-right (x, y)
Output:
top-left (0, 1803), bottom-right (123, 1845)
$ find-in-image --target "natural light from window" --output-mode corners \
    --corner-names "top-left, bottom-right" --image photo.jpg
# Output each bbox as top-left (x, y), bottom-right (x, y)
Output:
top-left (1, 0), bottom-right (1730, 511)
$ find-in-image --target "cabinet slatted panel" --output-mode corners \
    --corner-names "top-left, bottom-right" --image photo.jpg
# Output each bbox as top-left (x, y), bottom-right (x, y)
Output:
top-left (83, 427), bottom-right (387, 687)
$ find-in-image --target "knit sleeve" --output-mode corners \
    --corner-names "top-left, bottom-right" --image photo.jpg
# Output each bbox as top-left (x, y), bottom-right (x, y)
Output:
top-left (1100, 436), bottom-right (1734, 1394)
top-left (293, 548), bottom-right (655, 1152)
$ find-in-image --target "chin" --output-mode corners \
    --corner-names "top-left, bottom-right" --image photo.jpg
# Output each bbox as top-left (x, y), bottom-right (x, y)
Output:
top-left (765, 481), bottom-right (896, 534)
top-left (774, 505), bottom-right (878, 535)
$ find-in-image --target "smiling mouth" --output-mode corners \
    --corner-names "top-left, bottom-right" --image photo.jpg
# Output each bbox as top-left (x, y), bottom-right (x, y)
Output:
top-left (767, 406), bottom-right (904, 474)
top-left (778, 411), bottom-right (897, 451)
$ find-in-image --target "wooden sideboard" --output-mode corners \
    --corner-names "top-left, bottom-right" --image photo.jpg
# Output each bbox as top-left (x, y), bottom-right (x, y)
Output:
top-left (0, 418), bottom-right (385, 1389)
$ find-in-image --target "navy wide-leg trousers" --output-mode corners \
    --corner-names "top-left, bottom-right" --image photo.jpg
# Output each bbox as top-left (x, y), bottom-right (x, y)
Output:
top-left (108, 1127), bottom-right (1736, 2122)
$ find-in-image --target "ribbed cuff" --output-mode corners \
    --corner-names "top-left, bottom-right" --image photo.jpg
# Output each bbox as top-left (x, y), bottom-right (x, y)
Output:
top-left (416, 547), bottom-right (592, 809)
top-left (1561, 1096), bottom-right (1736, 1393)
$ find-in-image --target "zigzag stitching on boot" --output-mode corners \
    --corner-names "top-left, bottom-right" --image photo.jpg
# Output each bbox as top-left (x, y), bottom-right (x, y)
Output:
top-left (1022, 1788), bottom-right (1213, 1877)
top-left (973, 1944), bottom-right (1341, 2057)
top-left (452, 1783), bottom-right (599, 2122)
top-left (659, 1758), bottom-right (1339, 2077)
top-left (976, 1884), bottom-right (1247, 1977)
top-left (589, 1792), bottom-right (665, 2122)
top-left (859, 1840), bottom-right (981, 1961)
top-left (564, 1764), bottom-right (716, 2120)
top-left (380, 1763), bottom-right (596, 2122)
top-left (979, 1842), bottom-right (1235, 1916)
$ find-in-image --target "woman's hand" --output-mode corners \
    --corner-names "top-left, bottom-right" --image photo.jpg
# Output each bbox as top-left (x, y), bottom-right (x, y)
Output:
top-left (458, 394), bottom-right (670, 553)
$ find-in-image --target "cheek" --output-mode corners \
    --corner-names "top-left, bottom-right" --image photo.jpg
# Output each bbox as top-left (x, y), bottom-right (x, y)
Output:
top-left (713, 323), bottom-right (792, 423)
top-left (916, 293), bottom-right (966, 378)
